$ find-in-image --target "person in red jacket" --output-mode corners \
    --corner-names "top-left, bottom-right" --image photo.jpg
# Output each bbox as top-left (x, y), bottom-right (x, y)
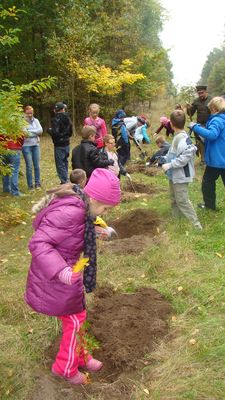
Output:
top-left (2, 135), bottom-right (24, 196)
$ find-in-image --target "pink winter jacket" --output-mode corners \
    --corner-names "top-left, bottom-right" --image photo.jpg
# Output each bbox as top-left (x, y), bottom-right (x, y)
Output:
top-left (25, 196), bottom-right (86, 316)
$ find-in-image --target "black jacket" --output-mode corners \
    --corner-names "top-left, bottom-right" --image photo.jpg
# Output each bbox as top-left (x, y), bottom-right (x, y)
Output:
top-left (50, 112), bottom-right (73, 147)
top-left (75, 140), bottom-right (113, 178)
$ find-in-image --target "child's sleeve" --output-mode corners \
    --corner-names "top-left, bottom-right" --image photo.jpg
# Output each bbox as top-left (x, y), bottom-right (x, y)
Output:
top-left (29, 206), bottom-right (84, 280)
top-left (170, 146), bottom-right (196, 169)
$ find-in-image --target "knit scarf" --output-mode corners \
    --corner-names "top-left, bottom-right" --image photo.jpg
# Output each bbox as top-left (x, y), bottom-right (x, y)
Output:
top-left (72, 184), bottom-right (97, 293)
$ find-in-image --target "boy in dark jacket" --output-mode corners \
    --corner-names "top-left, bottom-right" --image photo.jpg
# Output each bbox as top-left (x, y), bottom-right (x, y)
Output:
top-left (71, 126), bottom-right (114, 179)
top-left (49, 102), bottom-right (73, 184)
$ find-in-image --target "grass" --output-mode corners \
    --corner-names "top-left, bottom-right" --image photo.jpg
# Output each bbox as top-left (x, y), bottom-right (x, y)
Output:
top-left (0, 109), bottom-right (225, 399)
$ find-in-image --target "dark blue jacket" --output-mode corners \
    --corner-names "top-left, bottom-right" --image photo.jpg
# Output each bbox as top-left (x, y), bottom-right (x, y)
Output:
top-left (193, 112), bottom-right (225, 168)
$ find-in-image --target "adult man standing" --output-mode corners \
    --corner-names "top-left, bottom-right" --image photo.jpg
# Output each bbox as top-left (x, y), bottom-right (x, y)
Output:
top-left (186, 85), bottom-right (212, 164)
top-left (49, 102), bottom-right (73, 184)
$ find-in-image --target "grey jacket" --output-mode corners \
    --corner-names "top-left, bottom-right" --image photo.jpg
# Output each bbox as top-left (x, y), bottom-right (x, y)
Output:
top-left (23, 117), bottom-right (43, 147)
top-left (165, 131), bottom-right (197, 184)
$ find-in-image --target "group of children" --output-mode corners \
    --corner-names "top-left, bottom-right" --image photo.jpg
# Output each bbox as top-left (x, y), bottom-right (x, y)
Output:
top-left (24, 99), bottom-right (225, 385)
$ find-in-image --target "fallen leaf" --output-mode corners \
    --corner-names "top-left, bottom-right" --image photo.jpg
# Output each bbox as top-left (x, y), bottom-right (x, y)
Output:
top-left (20, 235), bottom-right (26, 239)
top-left (21, 221), bottom-right (27, 225)
top-left (189, 338), bottom-right (196, 345)
top-left (28, 328), bottom-right (33, 334)
top-left (177, 286), bottom-right (183, 292)
top-left (140, 202), bottom-right (147, 206)
top-left (141, 273), bottom-right (145, 278)
top-left (143, 388), bottom-right (149, 394)
top-left (156, 227), bottom-right (160, 233)
top-left (215, 252), bottom-right (223, 258)
top-left (192, 329), bottom-right (199, 335)
top-left (1, 258), bottom-right (8, 264)
top-left (171, 315), bottom-right (177, 322)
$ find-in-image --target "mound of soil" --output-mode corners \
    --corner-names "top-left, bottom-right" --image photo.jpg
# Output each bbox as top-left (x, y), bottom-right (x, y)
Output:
top-left (110, 208), bottom-right (160, 239)
top-left (123, 181), bottom-right (157, 195)
top-left (126, 163), bottom-right (162, 176)
top-left (90, 286), bottom-right (172, 375)
top-left (29, 286), bottom-right (171, 400)
top-left (100, 234), bottom-right (156, 255)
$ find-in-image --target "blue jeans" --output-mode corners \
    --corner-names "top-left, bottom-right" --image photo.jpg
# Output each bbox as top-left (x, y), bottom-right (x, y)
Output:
top-left (22, 145), bottom-right (40, 188)
top-left (2, 150), bottom-right (21, 196)
top-left (54, 145), bottom-right (70, 184)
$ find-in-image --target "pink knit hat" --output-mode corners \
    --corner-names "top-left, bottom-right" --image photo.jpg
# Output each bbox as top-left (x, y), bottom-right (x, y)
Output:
top-left (84, 168), bottom-right (121, 206)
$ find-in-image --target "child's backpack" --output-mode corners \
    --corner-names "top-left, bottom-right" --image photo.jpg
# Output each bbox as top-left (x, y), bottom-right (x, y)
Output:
top-left (112, 123), bottom-right (122, 142)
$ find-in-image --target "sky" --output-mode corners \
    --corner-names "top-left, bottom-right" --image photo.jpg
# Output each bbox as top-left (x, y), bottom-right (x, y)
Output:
top-left (159, 0), bottom-right (225, 87)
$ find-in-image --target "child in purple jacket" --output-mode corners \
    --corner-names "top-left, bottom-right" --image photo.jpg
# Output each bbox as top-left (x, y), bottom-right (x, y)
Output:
top-left (25, 168), bottom-right (121, 385)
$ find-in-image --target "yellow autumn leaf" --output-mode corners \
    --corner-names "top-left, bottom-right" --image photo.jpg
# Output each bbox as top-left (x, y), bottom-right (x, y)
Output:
top-left (189, 338), bottom-right (197, 345)
top-left (177, 286), bottom-right (183, 292)
top-left (73, 257), bottom-right (89, 273)
top-left (215, 252), bottom-right (223, 258)
top-left (143, 388), bottom-right (150, 394)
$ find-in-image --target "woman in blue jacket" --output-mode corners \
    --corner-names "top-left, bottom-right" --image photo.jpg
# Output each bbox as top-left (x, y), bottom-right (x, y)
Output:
top-left (190, 97), bottom-right (225, 210)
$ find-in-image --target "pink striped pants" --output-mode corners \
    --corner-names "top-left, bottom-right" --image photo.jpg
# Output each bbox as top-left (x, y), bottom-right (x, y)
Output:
top-left (52, 309), bottom-right (92, 377)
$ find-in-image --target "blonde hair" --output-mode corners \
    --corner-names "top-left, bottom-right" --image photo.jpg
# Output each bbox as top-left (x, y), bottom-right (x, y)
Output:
top-left (89, 103), bottom-right (100, 113)
top-left (103, 134), bottom-right (115, 145)
top-left (208, 97), bottom-right (225, 113)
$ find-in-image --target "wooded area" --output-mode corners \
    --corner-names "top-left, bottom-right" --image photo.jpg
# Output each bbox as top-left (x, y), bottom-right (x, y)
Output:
top-left (0, 1), bottom-right (224, 135)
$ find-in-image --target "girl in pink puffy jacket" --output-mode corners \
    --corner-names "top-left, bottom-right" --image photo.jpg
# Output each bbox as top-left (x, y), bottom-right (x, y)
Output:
top-left (25, 168), bottom-right (121, 385)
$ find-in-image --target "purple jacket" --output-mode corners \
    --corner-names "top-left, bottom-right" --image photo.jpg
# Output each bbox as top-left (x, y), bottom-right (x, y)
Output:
top-left (25, 196), bottom-right (86, 316)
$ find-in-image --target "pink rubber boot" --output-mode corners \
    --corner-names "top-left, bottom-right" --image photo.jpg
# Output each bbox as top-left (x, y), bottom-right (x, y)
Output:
top-left (51, 367), bottom-right (87, 385)
top-left (85, 358), bottom-right (103, 372)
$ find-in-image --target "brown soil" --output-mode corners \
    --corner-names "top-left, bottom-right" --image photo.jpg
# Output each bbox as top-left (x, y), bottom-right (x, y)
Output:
top-left (123, 181), bottom-right (158, 195)
top-left (126, 162), bottom-right (162, 176)
top-left (29, 286), bottom-right (171, 400)
top-left (110, 208), bottom-right (160, 239)
top-left (99, 233), bottom-right (157, 255)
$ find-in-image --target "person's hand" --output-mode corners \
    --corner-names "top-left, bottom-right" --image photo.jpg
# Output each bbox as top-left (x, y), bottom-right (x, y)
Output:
top-left (188, 122), bottom-right (197, 131)
top-left (162, 163), bottom-right (171, 172)
top-left (71, 271), bottom-right (82, 284)
top-left (108, 159), bottom-right (114, 166)
top-left (58, 267), bottom-right (82, 285)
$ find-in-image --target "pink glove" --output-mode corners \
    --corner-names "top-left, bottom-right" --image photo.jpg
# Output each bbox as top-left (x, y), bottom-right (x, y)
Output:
top-left (58, 267), bottom-right (82, 285)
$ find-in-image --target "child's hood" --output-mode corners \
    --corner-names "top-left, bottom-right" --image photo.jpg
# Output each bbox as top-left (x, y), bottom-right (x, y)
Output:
top-left (32, 195), bottom-right (85, 231)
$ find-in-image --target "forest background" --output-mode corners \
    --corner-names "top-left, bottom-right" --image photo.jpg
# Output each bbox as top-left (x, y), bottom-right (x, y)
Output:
top-left (0, 0), bottom-right (225, 137)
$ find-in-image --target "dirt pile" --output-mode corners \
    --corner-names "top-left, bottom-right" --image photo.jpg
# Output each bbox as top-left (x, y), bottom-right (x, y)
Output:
top-left (29, 286), bottom-right (171, 400)
top-left (123, 181), bottom-right (156, 194)
top-left (110, 208), bottom-right (160, 239)
top-left (90, 286), bottom-right (172, 376)
top-left (126, 162), bottom-right (162, 176)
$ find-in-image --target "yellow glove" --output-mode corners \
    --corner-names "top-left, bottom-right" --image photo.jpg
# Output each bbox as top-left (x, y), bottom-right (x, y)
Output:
top-left (72, 257), bottom-right (89, 273)
top-left (94, 216), bottom-right (108, 228)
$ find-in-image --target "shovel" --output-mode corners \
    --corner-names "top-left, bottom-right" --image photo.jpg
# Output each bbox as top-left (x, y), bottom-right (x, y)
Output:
top-left (126, 173), bottom-right (136, 192)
